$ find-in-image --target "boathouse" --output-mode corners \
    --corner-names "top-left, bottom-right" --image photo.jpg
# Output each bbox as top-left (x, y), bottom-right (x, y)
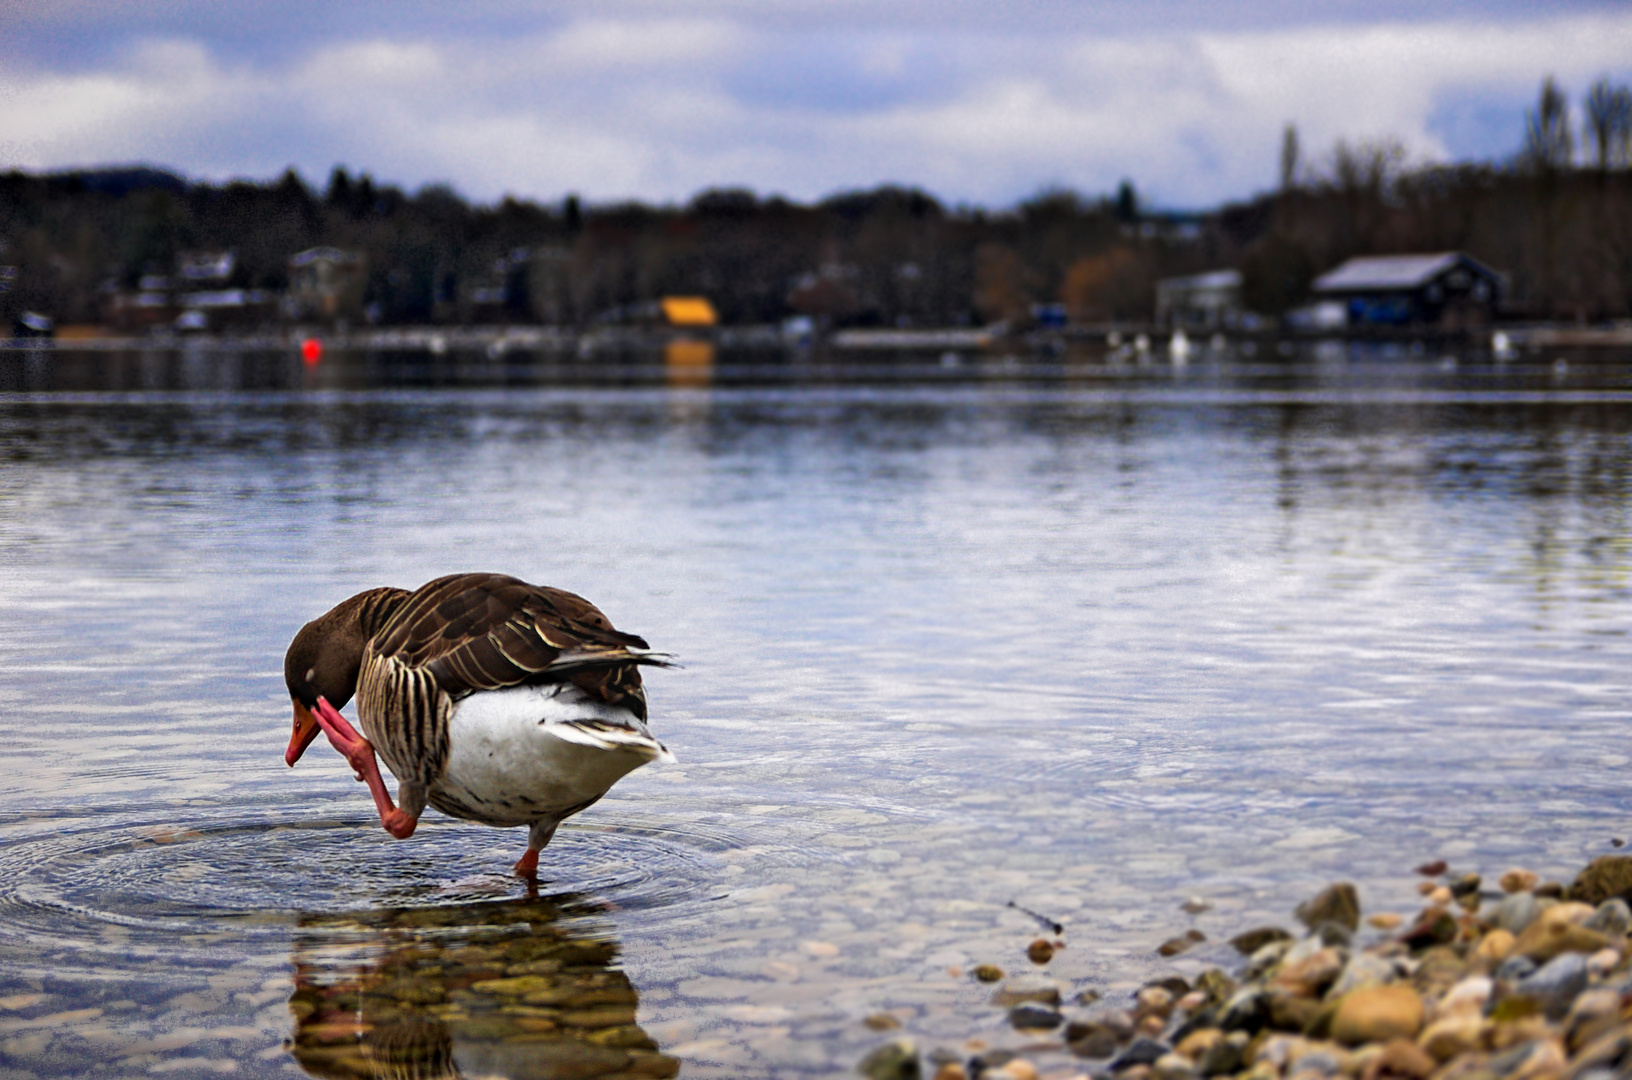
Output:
top-left (1311, 253), bottom-right (1501, 328)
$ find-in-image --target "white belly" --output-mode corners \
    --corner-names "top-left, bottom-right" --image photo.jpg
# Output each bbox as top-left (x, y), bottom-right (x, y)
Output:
top-left (430, 684), bottom-right (673, 827)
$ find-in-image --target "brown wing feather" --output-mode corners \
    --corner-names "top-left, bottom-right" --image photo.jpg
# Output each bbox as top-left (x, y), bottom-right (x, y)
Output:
top-left (370, 573), bottom-right (663, 719)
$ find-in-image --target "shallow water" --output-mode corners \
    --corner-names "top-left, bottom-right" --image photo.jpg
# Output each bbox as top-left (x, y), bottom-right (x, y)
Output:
top-left (1, 343), bottom-right (1630, 1077)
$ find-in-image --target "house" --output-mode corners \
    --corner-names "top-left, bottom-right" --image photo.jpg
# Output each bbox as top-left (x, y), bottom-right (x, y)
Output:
top-left (1155, 269), bottom-right (1243, 329)
top-left (177, 251), bottom-right (236, 285)
top-left (1311, 253), bottom-right (1501, 328)
top-left (287, 247), bottom-right (367, 322)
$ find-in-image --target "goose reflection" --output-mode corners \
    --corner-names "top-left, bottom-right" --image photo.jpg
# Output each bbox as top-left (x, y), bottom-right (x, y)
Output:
top-left (286, 893), bottom-right (677, 1080)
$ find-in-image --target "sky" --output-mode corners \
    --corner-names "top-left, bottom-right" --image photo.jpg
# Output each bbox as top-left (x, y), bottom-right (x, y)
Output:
top-left (1, 1), bottom-right (1629, 211)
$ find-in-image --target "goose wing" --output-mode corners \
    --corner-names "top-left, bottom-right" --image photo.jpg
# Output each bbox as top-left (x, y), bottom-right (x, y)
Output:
top-left (371, 572), bottom-right (668, 718)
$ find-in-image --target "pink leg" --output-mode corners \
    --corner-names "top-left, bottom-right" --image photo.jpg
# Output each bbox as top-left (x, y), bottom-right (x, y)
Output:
top-left (311, 698), bottom-right (418, 839)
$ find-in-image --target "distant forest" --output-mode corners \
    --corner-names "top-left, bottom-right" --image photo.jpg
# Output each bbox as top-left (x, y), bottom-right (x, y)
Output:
top-left (3, 76), bottom-right (1630, 330)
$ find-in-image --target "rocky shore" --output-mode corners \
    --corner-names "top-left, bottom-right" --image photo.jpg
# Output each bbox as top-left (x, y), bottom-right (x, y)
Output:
top-left (861, 855), bottom-right (1632, 1080)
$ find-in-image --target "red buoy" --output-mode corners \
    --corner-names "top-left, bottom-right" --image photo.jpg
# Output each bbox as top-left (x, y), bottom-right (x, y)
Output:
top-left (300, 338), bottom-right (323, 365)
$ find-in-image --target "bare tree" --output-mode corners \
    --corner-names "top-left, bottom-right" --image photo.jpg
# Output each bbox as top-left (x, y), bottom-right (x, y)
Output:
top-left (1280, 124), bottom-right (1301, 191)
top-left (1583, 77), bottom-right (1632, 171)
top-left (1524, 76), bottom-right (1574, 171)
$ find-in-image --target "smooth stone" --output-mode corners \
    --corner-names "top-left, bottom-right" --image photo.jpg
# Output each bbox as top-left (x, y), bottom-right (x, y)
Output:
top-left (1026, 939), bottom-right (1054, 965)
top-left (1572, 857), bottom-right (1632, 907)
top-left (1273, 949), bottom-right (1345, 998)
top-left (1008, 1003), bottom-right (1063, 1030)
top-left (1418, 1016), bottom-right (1485, 1062)
top-left (1231, 928), bottom-right (1294, 955)
top-left (1436, 976), bottom-right (1493, 1018)
top-left (1330, 985), bottom-right (1425, 1046)
top-left (1514, 952), bottom-right (1589, 1020)
top-left (1495, 955), bottom-right (1539, 982)
top-left (1493, 893), bottom-right (1541, 935)
top-left (1154, 1052), bottom-right (1198, 1080)
top-left (1512, 920), bottom-right (1611, 964)
top-left (973, 965), bottom-right (1004, 983)
top-left (1111, 1038), bottom-right (1171, 1071)
top-left (1499, 869), bottom-right (1540, 894)
top-left (1198, 1033), bottom-right (1250, 1078)
top-left (1367, 1038), bottom-right (1436, 1080)
top-left (1327, 953), bottom-right (1396, 999)
top-left (990, 977), bottom-right (1062, 1008)
top-left (1477, 929), bottom-right (1517, 962)
top-left (1176, 1028), bottom-right (1225, 1060)
top-left (1297, 884), bottom-right (1361, 933)
top-left (1068, 1027), bottom-right (1119, 1059)
top-left (858, 1038), bottom-right (918, 1080)
top-left (1584, 899), bottom-right (1632, 939)
top-left (1587, 947), bottom-right (1623, 978)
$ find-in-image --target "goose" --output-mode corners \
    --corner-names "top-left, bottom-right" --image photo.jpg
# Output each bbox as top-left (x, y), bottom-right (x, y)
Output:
top-left (283, 572), bottom-right (673, 878)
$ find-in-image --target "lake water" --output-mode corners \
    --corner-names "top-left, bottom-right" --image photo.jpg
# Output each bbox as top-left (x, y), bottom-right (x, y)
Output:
top-left (1, 341), bottom-right (1630, 1078)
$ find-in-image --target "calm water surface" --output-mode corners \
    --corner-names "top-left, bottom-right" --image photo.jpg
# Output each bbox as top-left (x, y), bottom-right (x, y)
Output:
top-left (1, 344), bottom-right (1630, 1077)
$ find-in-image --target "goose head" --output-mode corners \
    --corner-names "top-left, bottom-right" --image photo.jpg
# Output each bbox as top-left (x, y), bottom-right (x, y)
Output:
top-left (282, 593), bottom-right (374, 766)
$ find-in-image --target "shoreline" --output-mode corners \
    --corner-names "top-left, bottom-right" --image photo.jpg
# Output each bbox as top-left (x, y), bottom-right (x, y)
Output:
top-left (863, 855), bottom-right (1632, 1080)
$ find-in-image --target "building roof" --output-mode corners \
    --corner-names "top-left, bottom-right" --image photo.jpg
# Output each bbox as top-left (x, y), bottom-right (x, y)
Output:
top-left (661, 296), bottom-right (718, 327)
top-left (1158, 269), bottom-right (1242, 292)
top-left (1313, 253), bottom-right (1494, 293)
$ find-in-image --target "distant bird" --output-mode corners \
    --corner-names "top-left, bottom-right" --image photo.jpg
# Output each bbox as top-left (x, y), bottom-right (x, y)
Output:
top-left (283, 573), bottom-right (673, 878)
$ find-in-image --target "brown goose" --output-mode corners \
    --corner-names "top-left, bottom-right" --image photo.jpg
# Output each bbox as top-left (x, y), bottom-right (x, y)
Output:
top-left (283, 572), bottom-right (673, 878)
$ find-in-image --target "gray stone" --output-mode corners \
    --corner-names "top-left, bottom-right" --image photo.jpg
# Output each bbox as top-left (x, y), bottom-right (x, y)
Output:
top-left (1494, 892), bottom-right (1541, 934)
top-left (1495, 955), bottom-right (1538, 984)
top-left (1583, 899), bottom-right (1631, 939)
top-left (1326, 953), bottom-right (1395, 999)
top-left (1515, 952), bottom-right (1589, 1020)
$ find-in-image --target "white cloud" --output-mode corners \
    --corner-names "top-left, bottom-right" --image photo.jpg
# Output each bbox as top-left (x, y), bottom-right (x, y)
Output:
top-left (1, 10), bottom-right (1629, 207)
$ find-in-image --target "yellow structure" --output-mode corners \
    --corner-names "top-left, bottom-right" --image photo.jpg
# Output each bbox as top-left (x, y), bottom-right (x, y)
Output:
top-left (660, 296), bottom-right (717, 327)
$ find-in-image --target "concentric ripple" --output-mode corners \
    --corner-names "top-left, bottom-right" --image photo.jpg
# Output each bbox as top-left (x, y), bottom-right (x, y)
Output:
top-left (0, 799), bottom-right (732, 979)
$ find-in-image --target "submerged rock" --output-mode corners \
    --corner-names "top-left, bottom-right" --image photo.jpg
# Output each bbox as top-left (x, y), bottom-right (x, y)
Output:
top-left (1570, 857), bottom-right (1632, 907)
top-left (1297, 884), bottom-right (1362, 933)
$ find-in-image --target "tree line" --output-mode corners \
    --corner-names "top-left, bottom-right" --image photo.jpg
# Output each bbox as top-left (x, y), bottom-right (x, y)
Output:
top-left (2, 75), bottom-right (1629, 332)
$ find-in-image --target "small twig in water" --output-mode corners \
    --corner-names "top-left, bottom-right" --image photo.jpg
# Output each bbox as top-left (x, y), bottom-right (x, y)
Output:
top-left (1008, 900), bottom-right (1063, 936)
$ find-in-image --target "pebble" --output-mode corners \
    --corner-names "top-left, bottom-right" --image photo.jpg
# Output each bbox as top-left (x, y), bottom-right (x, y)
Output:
top-left (1514, 952), bottom-right (1589, 1019)
top-left (1492, 892), bottom-right (1541, 934)
top-left (1110, 1037), bottom-right (1171, 1071)
top-left (1569, 856), bottom-right (1632, 907)
top-left (1476, 928), bottom-right (1517, 962)
top-left (990, 977), bottom-right (1062, 1008)
top-left (932, 1065), bottom-right (968, 1080)
top-left (1583, 898), bottom-right (1631, 938)
top-left (1512, 919), bottom-right (1610, 963)
top-left (1364, 1038), bottom-right (1436, 1080)
top-left (1500, 869), bottom-right (1540, 893)
top-left (1586, 947), bottom-right (1622, 978)
top-left (1330, 985), bottom-right (1424, 1045)
top-left (988, 1060), bottom-right (1037, 1080)
top-left (1230, 927), bottom-right (1293, 955)
top-left (1418, 1015), bottom-right (1485, 1061)
top-left (1327, 953), bottom-right (1396, 998)
top-left (1008, 1003), bottom-right (1063, 1030)
top-left (1366, 914), bottom-right (1403, 931)
top-left (1427, 886), bottom-right (1453, 907)
top-left (1026, 939), bottom-right (1054, 965)
top-left (1296, 884), bottom-right (1361, 932)
top-left (858, 1038), bottom-right (918, 1080)
top-left (974, 965), bottom-right (1005, 983)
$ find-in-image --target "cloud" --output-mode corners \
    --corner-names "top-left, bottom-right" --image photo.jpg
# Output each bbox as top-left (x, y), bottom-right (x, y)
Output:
top-left (1, 9), bottom-right (1630, 208)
